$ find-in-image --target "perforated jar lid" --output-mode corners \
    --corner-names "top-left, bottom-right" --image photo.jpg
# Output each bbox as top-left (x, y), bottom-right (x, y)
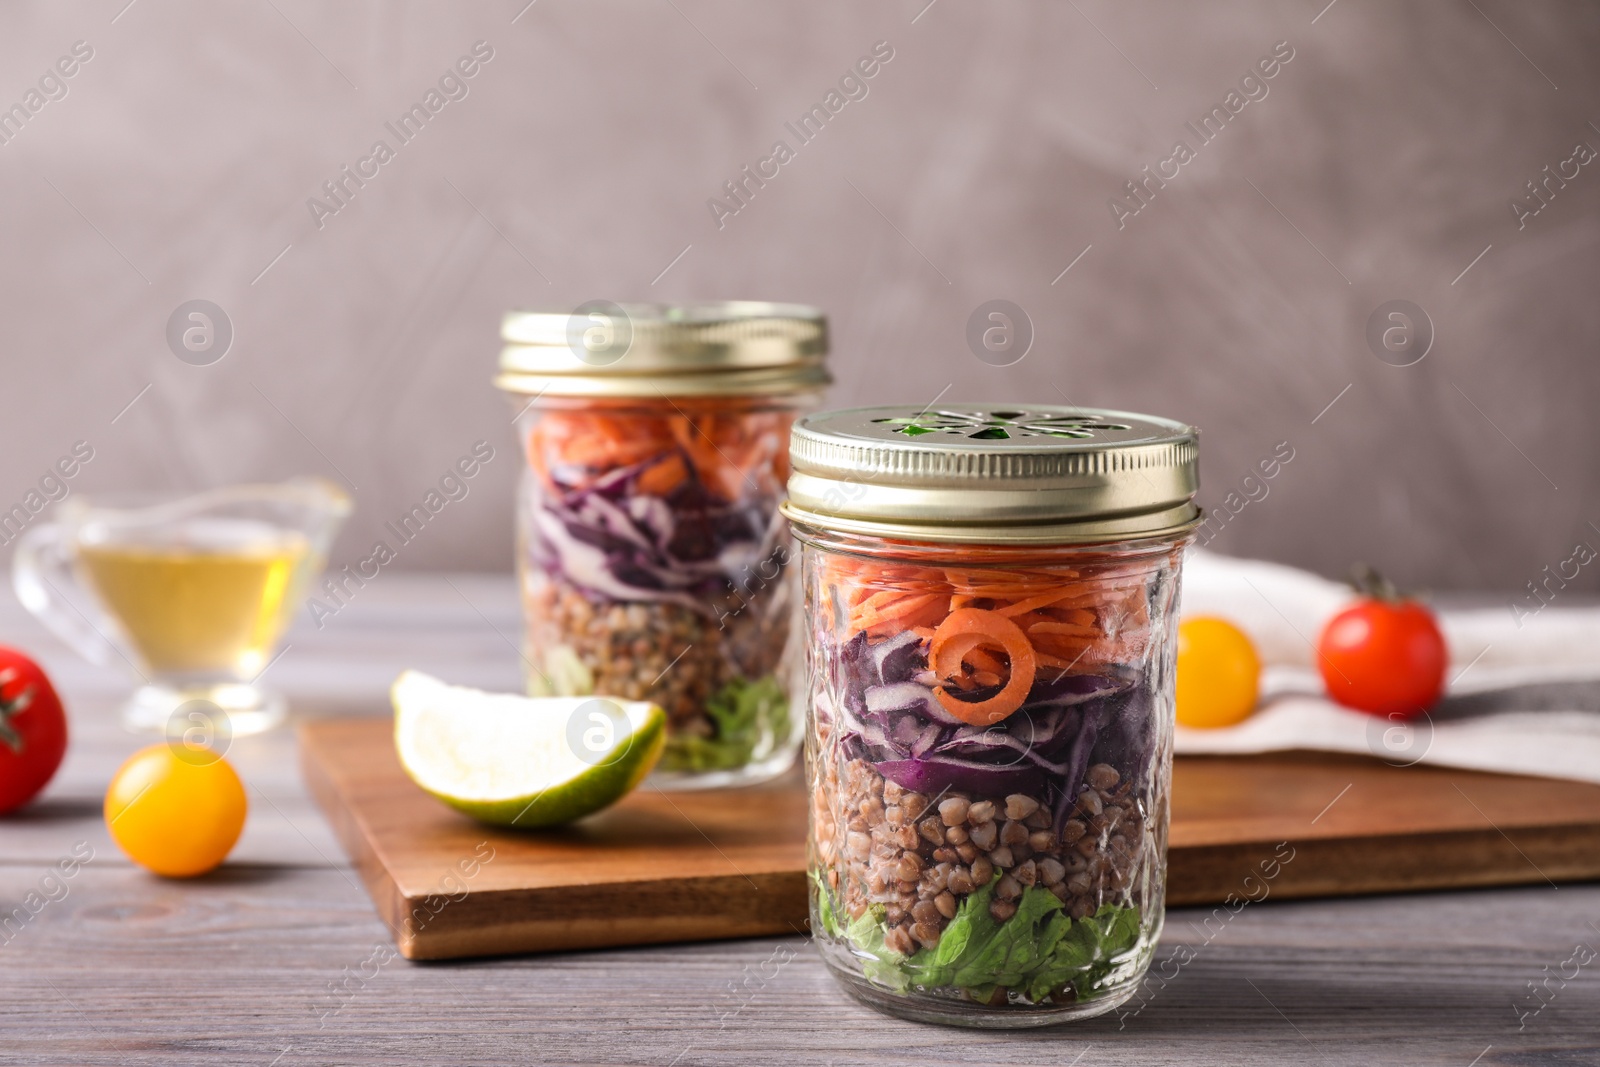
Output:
top-left (495, 301), bottom-right (830, 398)
top-left (781, 404), bottom-right (1200, 544)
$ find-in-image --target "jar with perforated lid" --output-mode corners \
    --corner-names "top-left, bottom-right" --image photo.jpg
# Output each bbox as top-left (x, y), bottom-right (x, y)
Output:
top-left (495, 302), bottom-right (829, 788)
top-left (783, 403), bottom-right (1199, 1026)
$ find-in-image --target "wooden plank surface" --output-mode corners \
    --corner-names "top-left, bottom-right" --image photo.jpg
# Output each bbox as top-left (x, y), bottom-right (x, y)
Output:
top-left (300, 715), bottom-right (1600, 959)
top-left (1167, 752), bottom-right (1600, 902)
top-left (0, 575), bottom-right (1595, 1065)
top-left (300, 718), bottom-right (809, 960)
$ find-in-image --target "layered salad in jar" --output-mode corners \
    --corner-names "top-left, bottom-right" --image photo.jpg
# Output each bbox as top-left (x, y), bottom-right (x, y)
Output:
top-left (519, 398), bottom-right (800, 782)
top-left (806, 544), bottom-right (1182, 1019)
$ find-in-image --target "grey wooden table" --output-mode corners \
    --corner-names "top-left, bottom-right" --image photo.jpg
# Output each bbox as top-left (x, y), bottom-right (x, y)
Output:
top-left (1, 575), bottom-right (1595, 1067)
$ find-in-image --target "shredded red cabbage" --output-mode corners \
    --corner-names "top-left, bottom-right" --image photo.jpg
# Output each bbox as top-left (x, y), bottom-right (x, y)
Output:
top-left (826, 620), bottom-right (1147, 811)
top-left (530, 452), bottom-right (786, 612)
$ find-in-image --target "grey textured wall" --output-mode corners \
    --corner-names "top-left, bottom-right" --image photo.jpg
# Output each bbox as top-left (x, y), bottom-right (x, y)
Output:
top-left (2, 1), bottom-right (1597, 593)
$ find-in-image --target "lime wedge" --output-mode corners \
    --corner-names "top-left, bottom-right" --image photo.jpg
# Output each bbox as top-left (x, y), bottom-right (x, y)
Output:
top-left (391, 670), bottom-right (666, 828)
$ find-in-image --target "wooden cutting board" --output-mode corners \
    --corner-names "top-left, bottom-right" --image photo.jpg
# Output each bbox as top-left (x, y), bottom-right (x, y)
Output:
top-left (300, 717), bottom-right (1600, 960)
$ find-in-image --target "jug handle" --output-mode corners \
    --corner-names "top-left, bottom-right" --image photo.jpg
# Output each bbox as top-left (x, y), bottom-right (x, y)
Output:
top-left (12, 523), bottom-right (123, 669)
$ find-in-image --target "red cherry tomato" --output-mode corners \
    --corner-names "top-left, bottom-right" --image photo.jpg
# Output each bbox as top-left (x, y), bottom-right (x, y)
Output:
top-left (0, 647), bottom-right (68, 814)
top-left (1317, 598), bottom-right (1447, 719)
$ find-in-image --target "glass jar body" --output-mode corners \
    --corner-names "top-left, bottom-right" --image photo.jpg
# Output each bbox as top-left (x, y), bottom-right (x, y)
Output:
top-left (513, 394), bottom-right (807, 788)
top-left (799, 527), bottom-right (1188, 1026)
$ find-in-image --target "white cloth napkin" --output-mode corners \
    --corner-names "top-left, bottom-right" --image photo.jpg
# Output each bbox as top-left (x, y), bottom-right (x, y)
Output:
top-left (1175, 550), bottom-right (1600, 784)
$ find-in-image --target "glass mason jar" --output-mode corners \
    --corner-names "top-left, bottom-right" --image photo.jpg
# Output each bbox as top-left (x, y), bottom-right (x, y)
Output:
top-left (782, 404), bottom-right (1199, 1027)
top-left (495, 302), bottom-right (830, 788)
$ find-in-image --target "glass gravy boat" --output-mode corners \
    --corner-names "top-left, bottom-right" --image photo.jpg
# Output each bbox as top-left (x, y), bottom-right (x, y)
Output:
top-left (12, 479), bottom-right (350, 735)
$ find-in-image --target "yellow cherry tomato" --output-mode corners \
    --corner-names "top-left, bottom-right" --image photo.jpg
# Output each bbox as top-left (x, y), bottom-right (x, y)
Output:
top-left (104, 744), bottom-right (247, 877)
top-left (1176, 616), bottom-right (1261, 729)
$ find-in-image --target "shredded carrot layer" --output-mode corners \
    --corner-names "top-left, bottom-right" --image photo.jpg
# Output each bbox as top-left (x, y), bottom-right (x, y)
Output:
top-left (525, 403), bottom-right (794, 503)
top-left (822, 545), bottom-right (1176, 722)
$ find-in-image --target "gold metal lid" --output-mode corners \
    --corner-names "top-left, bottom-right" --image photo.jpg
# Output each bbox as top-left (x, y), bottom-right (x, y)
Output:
top-left (782, 404), bottom-right (1200, 545)
top-left (495, 300), bottom-right (830, 397)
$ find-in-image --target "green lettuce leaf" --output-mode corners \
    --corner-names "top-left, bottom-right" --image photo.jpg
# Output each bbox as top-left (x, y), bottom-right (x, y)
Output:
top-left (661, 674), bottom-right (788, 772)
top-left (848, 905), bottom-right (911, 992)
top-left (951, 884), bottom-right (1064, 989)
top-left (904, 883), bottom-right (998, 989)
top-left (809, 870), bottom-right (844, 939)
top-left (840, 883), bottom-right (1145, 1005)
top-left (1026, 901), bottom-right (1145, 1001)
